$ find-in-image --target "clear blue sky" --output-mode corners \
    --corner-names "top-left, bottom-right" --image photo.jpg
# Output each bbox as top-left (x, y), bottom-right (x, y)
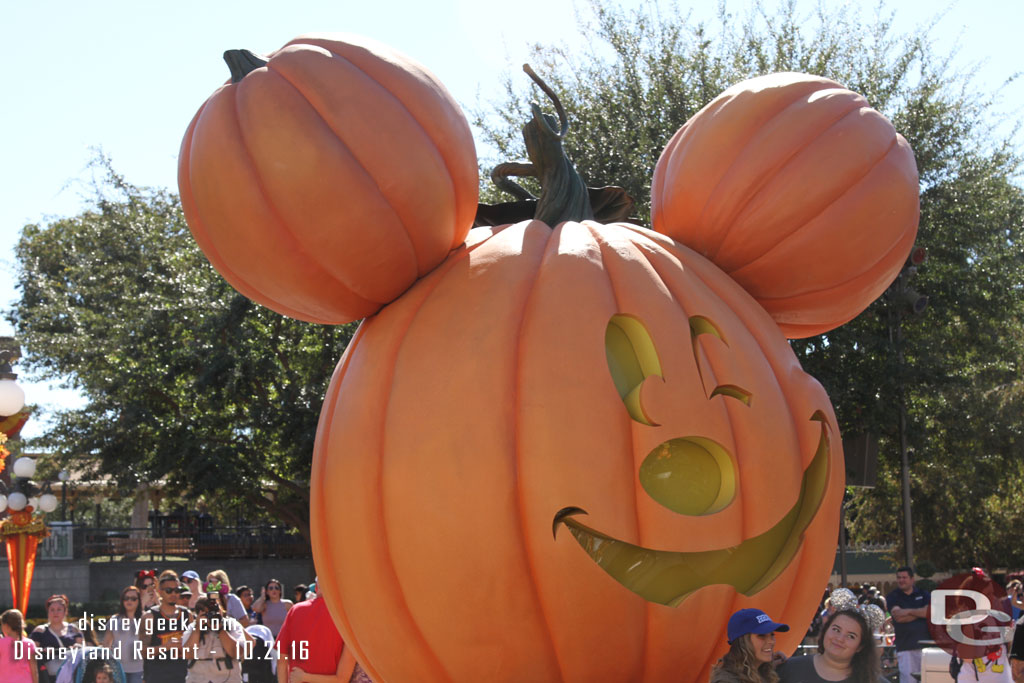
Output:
top-left (2, 0), bottom-right (1021, 438)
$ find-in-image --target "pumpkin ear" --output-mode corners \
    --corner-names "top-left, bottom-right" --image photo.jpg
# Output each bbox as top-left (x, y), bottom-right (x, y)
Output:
top-left (651, 72), bottom-right (919, 338)
top-left (179, 33), bottom-right (478, 324)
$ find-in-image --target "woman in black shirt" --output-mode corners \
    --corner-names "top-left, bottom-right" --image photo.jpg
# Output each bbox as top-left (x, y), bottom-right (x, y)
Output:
top-left (778, 609), bottom-right (880, 683)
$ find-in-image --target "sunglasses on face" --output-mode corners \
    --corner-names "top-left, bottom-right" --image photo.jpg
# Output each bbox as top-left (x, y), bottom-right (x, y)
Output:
top-left (124, 596), bottom-right (140, 602)
top-left (161, 587), bottom-right (182, 594)
top-left (268, 586), bottom-right (281, 591)
top-left (141, 582), bottom-right (154, 589)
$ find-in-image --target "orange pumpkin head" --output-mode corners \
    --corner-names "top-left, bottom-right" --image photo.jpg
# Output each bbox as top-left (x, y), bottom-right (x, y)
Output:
top-left (180, 57), bottom-right (918, 682)
top-left (311, 218), bottom-right (845, 682)
top-left (178, 33), bottom-right (479, 324)
top-left (651, 72), bottom-right (919, 338)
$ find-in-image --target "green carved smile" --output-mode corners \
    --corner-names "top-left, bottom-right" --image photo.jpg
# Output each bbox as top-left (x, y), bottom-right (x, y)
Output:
top-left (553, 413), bottom-right (831, 607)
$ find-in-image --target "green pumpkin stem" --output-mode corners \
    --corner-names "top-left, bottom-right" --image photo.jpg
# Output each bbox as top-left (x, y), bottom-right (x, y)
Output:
top-left (224, 49), bottom-right (270, 83)
top-left (490, 64), bottom-right (594, 225)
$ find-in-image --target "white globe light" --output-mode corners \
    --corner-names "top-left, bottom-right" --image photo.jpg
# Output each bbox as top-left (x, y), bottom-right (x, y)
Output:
top-left (27, 496), bottom-right (39, 510)
top-left (58, 470), bottom-right (70, 482)
top-left (0, 379), bottom-right (25, 416)
top-left (12, 457), bottom-right (36, 479)
top-left (8, 492), bottom-right (27, 511)
top-left (39, 493), bottom-right (59, 513)
top-left (0, 494), bottom-right (7, 512)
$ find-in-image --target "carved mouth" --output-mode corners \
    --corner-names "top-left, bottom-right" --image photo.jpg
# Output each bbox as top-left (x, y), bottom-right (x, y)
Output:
top-left (553, 413), bottom-right (831, 607)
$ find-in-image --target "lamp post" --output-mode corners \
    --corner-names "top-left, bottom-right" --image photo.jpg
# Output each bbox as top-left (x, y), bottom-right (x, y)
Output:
top-left (886, 246), bottom-right (928, 568)
top-left (0, 336), bottom-right (58, 613)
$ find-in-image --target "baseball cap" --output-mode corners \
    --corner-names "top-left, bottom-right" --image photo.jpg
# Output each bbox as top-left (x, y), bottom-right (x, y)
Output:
top-left (727, 608), bottom-right (790, 643)
top-left (181, 570), bottom-right (200, 581)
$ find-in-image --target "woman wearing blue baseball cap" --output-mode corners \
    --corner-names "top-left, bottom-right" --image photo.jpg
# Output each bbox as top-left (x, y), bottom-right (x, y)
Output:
top-left (711, 608), bottom-right (790, 683)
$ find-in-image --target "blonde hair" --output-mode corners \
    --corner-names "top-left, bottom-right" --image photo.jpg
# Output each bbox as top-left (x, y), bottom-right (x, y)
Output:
top-left (712, 634), bottom-right (778, 683)
top-left (208, 569), bottom-right (231, 589)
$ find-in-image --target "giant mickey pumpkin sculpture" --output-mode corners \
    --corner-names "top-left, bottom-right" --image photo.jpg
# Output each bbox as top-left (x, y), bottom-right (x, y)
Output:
top-left (179, 36), bottom-right (919, 683)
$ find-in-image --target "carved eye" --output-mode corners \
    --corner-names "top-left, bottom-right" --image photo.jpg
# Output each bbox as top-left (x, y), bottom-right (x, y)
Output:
top-left (689, 315), bottom-right (752, 406)
top-left (605, 314), bottom-right (662, 426)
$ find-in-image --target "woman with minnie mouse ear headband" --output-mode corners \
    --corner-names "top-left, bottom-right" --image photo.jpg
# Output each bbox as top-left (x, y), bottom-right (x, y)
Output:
top-left (135, 569), bottom-right (158, 610)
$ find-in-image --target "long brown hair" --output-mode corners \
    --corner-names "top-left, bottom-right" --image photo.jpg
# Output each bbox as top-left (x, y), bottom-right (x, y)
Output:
top-left (818, 609), bottom-right (880, 683)
top-left (713, 634), bottom-right (778, 683)
top-left (1, 609), bottom-right (26, 637)
top-left (116, 585), bottom-right (143, 618)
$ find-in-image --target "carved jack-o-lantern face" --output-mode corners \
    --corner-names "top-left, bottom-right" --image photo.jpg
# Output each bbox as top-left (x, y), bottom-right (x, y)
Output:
top-left (308, 220), bottom-right (845, 682)
top-left (556, 312), bottom-right (831, 607)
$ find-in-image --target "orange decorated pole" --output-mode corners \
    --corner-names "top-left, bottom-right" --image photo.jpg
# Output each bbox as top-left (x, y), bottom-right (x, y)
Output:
top-left (1, 337), bottom-right (58, 614)
top-left (1, 508), bottom-right (49, 614)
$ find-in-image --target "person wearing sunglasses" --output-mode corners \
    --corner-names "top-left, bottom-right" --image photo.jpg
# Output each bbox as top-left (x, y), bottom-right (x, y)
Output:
top-left (102, 586), bottom-right (145, 683)
top-left (252, 578), bottom-right (294, 638)
top-left (141, 571), bottom-right (191, 683)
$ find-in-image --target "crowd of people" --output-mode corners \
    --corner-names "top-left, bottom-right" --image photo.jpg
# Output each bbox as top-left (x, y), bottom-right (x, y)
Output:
top-left (716, 566), bottom-right (1024, 683)
top-left (3, 564), bottom-right (1023, 682)
top-left (0, 566), bottom-right (372, 683)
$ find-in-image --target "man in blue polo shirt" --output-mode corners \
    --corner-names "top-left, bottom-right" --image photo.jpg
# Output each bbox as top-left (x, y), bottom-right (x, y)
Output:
top-left (886, 565), bottom-right (931, 683)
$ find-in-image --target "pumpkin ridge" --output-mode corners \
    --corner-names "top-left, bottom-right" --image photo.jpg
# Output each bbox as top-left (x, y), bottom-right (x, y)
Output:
top-left (308, 40), bottom-right (474, 254)
top-left (311, 324), bottom-right (371, 672)
top-left (259, 61), bottom-right (427, 281)
top-left (582, 222), bottom-right (646, 540)
top-left (725, 134), bottom-right (903, 277)
top-left (750, 221), bottom-right (913, 305)
top-left (580, 221), bottom-right (651, 678)
top-left (704, 96), bottom-right (866, 264)
top-left (286, 35), bottom-right (476, 251)
top-left (225, 80), bottom-right (397, 307)
top-left (671, 80), bottom-right (830, 251)
top-left (716, 122), bottom-right (901, 274)
top-left (513, 221), bottom-right (578, 681)
top-left (267, 52), bottom-right (459, 277)
top-left (376, 241), bottom-right (488, 682)
top-left (180, 102), bottom-right (365, 322)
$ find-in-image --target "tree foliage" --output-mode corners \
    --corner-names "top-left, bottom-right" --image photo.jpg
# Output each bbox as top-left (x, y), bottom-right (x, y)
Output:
top-left (8, 163), bottom-right (356, 541)
top-left (474, 0), bottom-right (1024, 568)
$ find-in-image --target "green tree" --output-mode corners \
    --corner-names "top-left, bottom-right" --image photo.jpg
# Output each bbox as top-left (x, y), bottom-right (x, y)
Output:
top-left (7, 163), bottom-right (356, 541)
top-left (475, 0), bottom-right (1024, 567)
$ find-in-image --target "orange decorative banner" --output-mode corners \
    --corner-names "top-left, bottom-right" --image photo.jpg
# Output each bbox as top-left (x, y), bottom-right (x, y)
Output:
top-left (1, 509), bottom-right (49, 614)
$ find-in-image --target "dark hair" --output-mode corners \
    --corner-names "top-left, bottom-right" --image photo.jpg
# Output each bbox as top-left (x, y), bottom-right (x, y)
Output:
top-left (265, 578), bottom-right (284, 595)
top-left (818, 609), bottom-right (880, 683)
top-left (896, 566), bottom-right (914, 577)
top-left (93, 663), bottom-right (115, 682)
top-left (116, 586), bottom-right (143, 618)
top-left (235, 585), bottom-right (252, 597)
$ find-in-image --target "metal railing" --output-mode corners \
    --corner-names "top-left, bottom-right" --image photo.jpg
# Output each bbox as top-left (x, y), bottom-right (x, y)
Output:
top-left (3, 524), bottom-right (311, 561)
